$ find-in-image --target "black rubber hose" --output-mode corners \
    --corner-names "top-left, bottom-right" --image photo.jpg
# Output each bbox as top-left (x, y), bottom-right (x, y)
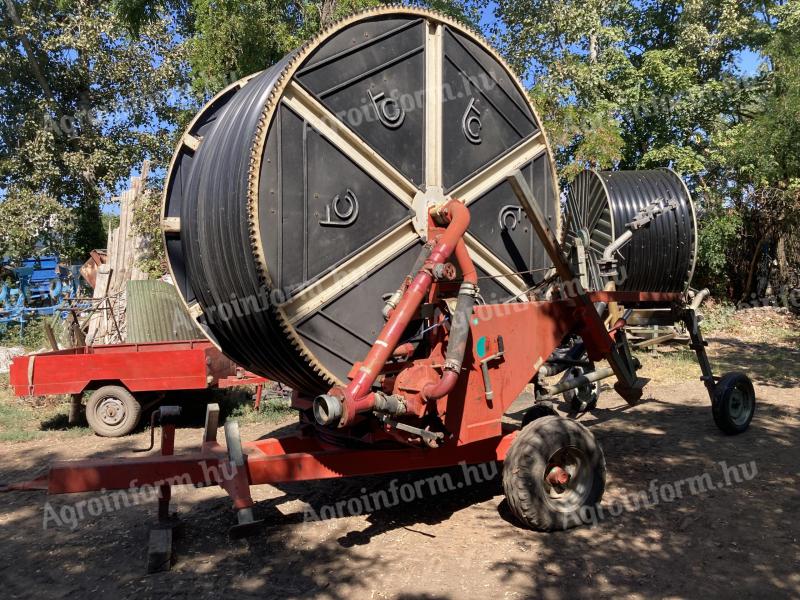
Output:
top-left (444, 283), bottom-right (477, 373)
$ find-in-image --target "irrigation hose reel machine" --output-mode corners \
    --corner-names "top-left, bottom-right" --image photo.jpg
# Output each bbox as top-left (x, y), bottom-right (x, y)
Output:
top-left (4, 7), bottom-right (755, 542)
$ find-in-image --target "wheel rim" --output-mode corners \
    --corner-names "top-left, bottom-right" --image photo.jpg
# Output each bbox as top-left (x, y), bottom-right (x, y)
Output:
top-left (728, 386), bottom-right (753, 427)
top-left (96, 397), bottom-right (126, 427)
top-left (542, 445), bottom-right (593, 513)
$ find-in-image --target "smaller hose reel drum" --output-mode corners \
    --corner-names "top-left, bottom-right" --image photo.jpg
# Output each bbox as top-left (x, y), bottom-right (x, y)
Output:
top-left (563, 169), bottom-right (697, 293)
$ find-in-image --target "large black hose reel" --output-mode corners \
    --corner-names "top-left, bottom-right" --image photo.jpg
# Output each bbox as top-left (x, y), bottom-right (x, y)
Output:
top-left (161, 7), bottom-right (698, 395)
top-left (162, 7), bottom-right (561, 393)
top-left (563, 169), bottom-right (698, 293)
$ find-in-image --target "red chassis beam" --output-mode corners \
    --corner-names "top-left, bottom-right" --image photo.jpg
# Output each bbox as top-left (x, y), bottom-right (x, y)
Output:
top-left (5, 429), bottom-right (518, 495)
top-left (1, 289), bottom-right (679, 497)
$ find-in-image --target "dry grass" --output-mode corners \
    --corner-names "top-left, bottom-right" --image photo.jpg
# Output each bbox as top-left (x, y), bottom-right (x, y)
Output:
top-left (638, 305), bottom-right (800, 385)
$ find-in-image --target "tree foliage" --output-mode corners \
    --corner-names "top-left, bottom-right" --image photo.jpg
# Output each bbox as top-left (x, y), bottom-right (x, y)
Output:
top-left (0, 187), bottom-right (74, 260)
top-left (491, 0), bottom-right (799, 297)
top-left (0, 0), bottom-right (188, 260)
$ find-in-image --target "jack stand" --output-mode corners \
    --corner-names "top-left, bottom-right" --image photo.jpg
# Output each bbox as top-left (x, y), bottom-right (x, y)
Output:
top-left (223, 420), bottom-right (264, 540)
top-left (68, 394), bottom-right (82, 426)
top-left (145, 406), bottom-right (182, 574)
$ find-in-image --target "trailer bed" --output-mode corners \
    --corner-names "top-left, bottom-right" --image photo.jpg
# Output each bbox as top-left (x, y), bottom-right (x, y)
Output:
top-left (9, 340), bottom-right (236, 397)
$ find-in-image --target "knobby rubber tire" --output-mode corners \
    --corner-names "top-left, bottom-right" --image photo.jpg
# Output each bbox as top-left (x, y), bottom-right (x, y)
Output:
top-left (503, 416), bottom-right (605, 530)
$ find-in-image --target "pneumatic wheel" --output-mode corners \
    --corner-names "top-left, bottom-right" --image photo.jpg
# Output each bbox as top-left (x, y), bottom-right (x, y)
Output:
top-left (712, 372), bottom-right (755, 435)
top-left (85, 385), bottom-right (142, 437)
top-left (503, 416), bottom-right (605, 530)
top-left (521, 400), bottom-right (558, 428)
top-left (561, 364), bottom-right (600, 413)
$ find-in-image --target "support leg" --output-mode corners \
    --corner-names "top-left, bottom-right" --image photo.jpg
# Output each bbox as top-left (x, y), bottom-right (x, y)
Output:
top-left (157, 423), bottom-right (176, 522)
top-left (147, 408), bottom-right (181, 574)
top-left (253, 384), bottom-right (263, 411)
top-left (680, 308), bottom-right (716, 400)
top-left (681, 307), bottom-right (756, 434)
top-left (223, 420), bottom-right (264, 539)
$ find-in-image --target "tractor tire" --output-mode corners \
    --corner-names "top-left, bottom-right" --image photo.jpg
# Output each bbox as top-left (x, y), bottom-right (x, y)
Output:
top-left (503, 416), bottom-right (605, 531)
top-left (521, 401), bottom-right (558, 428)
top-left (85, 385), bottom-right (142, 437)
top-left (712, 372), bottom-right (755, 435)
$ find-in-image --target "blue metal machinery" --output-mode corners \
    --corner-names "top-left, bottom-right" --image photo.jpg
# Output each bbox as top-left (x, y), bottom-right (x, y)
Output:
top-left (0, 255), bottom-right (84, 337)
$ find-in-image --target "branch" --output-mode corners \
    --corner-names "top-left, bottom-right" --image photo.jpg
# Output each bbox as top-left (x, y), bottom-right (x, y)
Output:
top-left (3, 0), bottom-right (54, 103)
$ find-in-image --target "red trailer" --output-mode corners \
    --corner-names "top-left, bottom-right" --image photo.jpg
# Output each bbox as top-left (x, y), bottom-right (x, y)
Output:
top-left (9, 340), bottom-right (266, 437)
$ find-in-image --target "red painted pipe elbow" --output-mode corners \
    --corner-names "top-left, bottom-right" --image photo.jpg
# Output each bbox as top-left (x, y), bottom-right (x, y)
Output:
top-left (422, 369), bottom-right (459, 401)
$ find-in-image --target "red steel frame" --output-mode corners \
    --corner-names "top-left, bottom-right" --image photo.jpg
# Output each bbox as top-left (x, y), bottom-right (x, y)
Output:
top-left (2, 200), bottom-right (682, 528)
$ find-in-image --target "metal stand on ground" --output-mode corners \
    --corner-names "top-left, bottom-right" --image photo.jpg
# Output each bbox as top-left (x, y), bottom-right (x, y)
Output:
top-left (143, 406), bottom-right (182, 573)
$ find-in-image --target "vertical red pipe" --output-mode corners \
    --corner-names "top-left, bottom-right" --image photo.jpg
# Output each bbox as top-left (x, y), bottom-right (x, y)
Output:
top-left (339, 200), bottom-right (471, 425)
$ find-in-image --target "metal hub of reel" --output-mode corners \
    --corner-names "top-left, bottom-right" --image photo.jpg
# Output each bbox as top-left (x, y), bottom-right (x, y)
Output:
top-left (162, 7), bottom-right (561, 393)
top-left (563, 169), bottom-right (698, 293)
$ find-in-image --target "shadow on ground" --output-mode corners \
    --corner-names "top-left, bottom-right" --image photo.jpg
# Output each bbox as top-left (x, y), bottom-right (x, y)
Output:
top-left (1, 343), bottom-right (798, 600)
top-left (710, 334), bottom-right (800, 388)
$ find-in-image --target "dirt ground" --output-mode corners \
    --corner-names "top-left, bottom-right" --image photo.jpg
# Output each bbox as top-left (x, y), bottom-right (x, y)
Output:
top-left (1, 330), bottom-right (798, 599)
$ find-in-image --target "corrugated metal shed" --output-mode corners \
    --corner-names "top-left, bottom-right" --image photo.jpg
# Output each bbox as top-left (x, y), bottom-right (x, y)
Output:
top-left (126, 280), bottom-right (203, 342)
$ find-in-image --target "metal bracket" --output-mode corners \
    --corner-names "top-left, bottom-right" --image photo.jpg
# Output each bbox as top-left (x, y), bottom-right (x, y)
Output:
top-left (479, 335), bottom-right (505, 403)
top-left (375, 413), bottom-right (444, 444)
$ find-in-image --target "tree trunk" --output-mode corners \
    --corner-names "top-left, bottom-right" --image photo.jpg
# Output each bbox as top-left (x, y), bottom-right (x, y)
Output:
top-left (741, 231), bottom-right (771, 303)
top-left (776, 235), bottom-right (788, 285)
top-left (589, 32), bottom-right (597, 64)
top-left (4, 0), bottom-right (54, 102)
top-left (319, 0), bottom-right (338, 27)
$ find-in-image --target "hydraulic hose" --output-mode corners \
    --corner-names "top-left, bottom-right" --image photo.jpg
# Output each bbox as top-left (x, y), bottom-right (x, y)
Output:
top-left (423, 240), bottom-right (478, 400)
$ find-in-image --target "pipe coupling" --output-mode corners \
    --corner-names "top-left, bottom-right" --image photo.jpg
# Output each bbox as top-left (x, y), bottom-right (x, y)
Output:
top-left (443, 357), bottom-right (462, 373)
top-left (372, 392), bottom-right (406, 416)
top-left (458, 281), bottom-right (479, 297)
top-left (313, 394), bottom-right (343, 427)
top-left (382, 289), bottom-right (403, 320)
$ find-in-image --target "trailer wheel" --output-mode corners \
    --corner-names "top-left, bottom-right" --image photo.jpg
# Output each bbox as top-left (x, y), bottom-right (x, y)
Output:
top-left (561, 365), bottom-right (600, 412)
top-left (503, 416), bottom-right (605, 531)
top-left (712, 372), bottom-right (755, 435)
top-left (85, 386), bottom-right (142, 437)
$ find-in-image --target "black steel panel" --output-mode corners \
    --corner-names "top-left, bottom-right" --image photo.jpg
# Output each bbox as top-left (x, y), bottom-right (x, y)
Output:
top-left (296, 242), bottom-right (421, 381)
top-left (301, 17), bottom-right (421, 69)
top-left (441, 27), bottom-right (538, 190)
top-left (260, 104), bottom-right (413, 292)
top-left (297, 18), bottom-right (425, 186)
top-left (526, 153), bottom-right (557, 272)
top-left (305, 125), bottom-right (414, 280)
top-left (466, 157), bottom-right (556, 286)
